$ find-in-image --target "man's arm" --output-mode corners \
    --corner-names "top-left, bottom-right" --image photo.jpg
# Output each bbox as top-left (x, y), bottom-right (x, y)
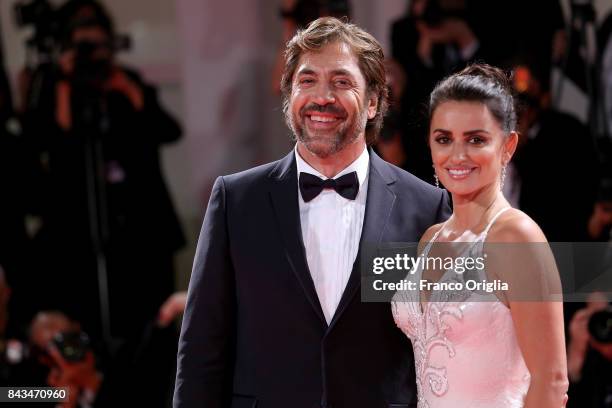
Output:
top-left (174, 176), bottom-right (236, 408)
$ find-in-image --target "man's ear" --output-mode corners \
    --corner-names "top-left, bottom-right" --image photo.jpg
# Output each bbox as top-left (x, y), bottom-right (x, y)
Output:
top-left (504, 131), bottom-right (519, 163)
top-left (367, 93), bottom-right (378, 120)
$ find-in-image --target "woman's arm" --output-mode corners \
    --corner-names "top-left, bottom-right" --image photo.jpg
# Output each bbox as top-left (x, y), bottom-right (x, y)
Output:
top-left (488, 212), bottom-right (569, 408)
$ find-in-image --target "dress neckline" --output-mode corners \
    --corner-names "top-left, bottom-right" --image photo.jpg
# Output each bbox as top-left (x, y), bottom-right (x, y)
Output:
top-left (417, 207), bottom-right (512, 314)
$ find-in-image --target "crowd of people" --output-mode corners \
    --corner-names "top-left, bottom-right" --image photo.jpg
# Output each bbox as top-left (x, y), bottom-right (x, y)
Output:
top-left (0, 0), bottom-right (610, 407)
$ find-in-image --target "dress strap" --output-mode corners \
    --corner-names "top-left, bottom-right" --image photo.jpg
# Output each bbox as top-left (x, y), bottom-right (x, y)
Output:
top-left (421, 221), bottom-right (448, 256)
top-left (481, 207), bottom-right (512, 239)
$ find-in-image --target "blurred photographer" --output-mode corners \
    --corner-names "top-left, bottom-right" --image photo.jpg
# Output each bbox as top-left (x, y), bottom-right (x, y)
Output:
top-left (567, 292), bottom-right (612, 407)
top-left (509, 60), bottom-right (599, 242)
top-left (28, 311), bottom-right (101, 408)
top-left (588, 178), bottom-right (612, 241)
top-left (271, 0), bottom-right (351, 94)
top-left (388, 0), bottom-right (481, 184)
top-left (22, 0), bottom-right (184, 370)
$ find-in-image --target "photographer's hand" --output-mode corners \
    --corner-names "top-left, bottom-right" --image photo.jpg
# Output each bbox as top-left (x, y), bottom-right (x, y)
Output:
top-left (567, 297), bottom-right (608, 381)
top-left (105, 68), bottom-right (144, 111)
top-left (46, 345), bottom-right (102, 407)
top-left (157, 291), bottom-right (188, 327)
top-left (55, 49), bottom-right (76, 131)
top-left (55, 80), bottom-right (72, 131)
top-left (415, 21), bottom-right (434, 65)
top-left (588, 202), bottom-right (612, 240)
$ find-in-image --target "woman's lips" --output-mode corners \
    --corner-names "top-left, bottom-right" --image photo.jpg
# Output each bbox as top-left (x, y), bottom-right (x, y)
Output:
top-left (446, 167), bottom-right (477, 180)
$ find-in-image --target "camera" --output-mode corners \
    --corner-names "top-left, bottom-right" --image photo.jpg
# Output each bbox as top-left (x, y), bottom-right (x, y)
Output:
top-left (52, 331), bottom-right (91, 363)
top-left (589, 307), bottom-right (612, 344)
top-left (13, 0), bottom-right (60, 56)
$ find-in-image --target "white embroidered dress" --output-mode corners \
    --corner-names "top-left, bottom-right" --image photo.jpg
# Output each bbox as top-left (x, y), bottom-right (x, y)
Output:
top-left (391, 208), bottom-right (531, 408)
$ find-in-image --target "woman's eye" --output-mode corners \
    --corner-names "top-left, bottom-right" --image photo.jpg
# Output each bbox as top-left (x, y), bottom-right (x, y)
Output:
top-left (435, 136), bottom-right (451, 144)
top-left (468, 136), bottom-right (485, 144)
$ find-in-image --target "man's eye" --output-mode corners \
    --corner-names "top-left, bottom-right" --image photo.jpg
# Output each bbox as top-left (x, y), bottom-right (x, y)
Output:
top-left (300, 78), bottom-right (314, 85)
top-left (335, 79), bottom-right (350, 87)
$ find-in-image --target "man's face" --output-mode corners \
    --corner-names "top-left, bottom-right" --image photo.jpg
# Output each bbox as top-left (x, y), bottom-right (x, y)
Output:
top-left (72, 26), bottom-right (113, 62)
top-left (288, 41), bottom-right (377, 158)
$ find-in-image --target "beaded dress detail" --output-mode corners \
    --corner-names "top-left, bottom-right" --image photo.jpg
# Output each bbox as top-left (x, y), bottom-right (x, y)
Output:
top-left (391, 208), bottom-right (530, 407)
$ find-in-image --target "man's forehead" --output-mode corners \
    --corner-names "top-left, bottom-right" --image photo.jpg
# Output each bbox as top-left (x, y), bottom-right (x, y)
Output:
top-left (295, 41), bottom-right (361, 74)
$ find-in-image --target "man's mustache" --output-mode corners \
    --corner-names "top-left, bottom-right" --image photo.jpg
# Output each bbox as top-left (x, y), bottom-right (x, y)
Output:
top-left (300, 103), bottom-right (347, 118)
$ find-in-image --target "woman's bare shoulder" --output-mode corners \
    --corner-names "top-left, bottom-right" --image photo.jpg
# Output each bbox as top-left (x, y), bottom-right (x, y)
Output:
top-left (488, 208), bottom-right (547, 243)
top-left (417, 222), bottom-right (446, 253)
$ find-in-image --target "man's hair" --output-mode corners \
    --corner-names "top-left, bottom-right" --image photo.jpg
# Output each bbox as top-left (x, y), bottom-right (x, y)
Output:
top-left (280, 17), bottom-right (389, 145)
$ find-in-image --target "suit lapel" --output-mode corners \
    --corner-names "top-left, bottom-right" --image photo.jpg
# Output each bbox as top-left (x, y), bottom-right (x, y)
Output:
top-left (327, 149), bottom-right (397, 332)
top-left (268, 152), bottom-right (327, 326)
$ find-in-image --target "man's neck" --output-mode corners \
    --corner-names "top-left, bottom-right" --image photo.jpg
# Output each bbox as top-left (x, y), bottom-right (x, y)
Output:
top-left (296, 139), bottom-right (366, 178)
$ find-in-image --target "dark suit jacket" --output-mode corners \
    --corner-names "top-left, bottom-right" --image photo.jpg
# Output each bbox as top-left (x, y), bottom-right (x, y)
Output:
top-left (174, 149), bottom-right (451, 408)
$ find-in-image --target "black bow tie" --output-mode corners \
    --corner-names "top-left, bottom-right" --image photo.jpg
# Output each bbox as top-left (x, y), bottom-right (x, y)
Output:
top-left (299, 171), bottom-right (359, 202)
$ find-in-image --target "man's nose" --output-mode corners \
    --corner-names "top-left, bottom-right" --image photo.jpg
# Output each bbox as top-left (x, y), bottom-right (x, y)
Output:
top-left (311, 83), bottom-right (336, 105)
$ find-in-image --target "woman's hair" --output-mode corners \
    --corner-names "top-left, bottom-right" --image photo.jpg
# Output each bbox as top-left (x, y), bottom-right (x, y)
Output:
top-left (429, 63), bottom-right (517, 134)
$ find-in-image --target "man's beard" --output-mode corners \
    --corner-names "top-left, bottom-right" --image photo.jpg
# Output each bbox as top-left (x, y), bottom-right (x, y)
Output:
top-left (288, 102), bottom-right (368, 158)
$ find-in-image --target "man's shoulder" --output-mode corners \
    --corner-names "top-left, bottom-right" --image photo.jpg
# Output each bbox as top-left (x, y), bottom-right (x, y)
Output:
top-left (374, 157), bottom-right (442, 198)
top-left (220, 153), bottom-right (292, 189)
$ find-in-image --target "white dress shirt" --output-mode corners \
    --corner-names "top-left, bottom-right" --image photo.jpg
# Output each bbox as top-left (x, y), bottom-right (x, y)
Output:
top-left (295, 144), bottom-right (369, 324)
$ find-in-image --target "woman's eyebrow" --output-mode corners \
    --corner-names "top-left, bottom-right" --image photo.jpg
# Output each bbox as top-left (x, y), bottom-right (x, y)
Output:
top-left (463, 129), bottom-right (490, 136)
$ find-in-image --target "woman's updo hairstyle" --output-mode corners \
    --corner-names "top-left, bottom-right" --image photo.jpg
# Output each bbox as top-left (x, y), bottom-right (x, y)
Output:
top-left (429, 63), bottom-right (517, 134)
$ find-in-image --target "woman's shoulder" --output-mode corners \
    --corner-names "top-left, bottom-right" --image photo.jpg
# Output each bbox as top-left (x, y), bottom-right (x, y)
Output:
top-left (487, 208), bottom-right (548, 243)
top-left (418, 222), bottom-right (446, 252)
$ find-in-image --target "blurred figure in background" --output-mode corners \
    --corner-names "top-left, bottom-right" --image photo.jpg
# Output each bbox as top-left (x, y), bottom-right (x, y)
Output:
top-left (0, 46), bottom-right (34, 332)
top-left (508, 60), bottom-right (598, 242)
top-left (390, 0), bottom-right (482, 184)
top-left (29, 311), bottom-right (101, 408)
top-left (271, 0), bottom-right (351, 95)
top-left (389, 0), bottom-right (566, 186)
top-left (20, 1), bottom-right (183, 405)
top-left (23, 0), bottom-right (183, 341)
top-left (567, 292), bottom-right (612, 407)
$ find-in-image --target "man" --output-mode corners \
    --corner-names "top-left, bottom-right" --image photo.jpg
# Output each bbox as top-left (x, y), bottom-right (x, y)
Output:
top-left (174, 17), bottom-right (450, 408)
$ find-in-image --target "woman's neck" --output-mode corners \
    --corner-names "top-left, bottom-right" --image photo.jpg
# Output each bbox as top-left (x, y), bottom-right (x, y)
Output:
top-left (448, 184), bottom-right (508, 233)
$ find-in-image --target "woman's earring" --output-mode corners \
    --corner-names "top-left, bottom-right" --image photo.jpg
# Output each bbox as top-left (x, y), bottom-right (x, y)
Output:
top-left (500, 164), bottom-right (507, 191)
top-left (432, 164), bottom-right (440, 188)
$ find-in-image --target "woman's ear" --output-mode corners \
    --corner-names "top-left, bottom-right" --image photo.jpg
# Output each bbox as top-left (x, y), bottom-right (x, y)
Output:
top-left (503, 131), bottom-right (519, 164)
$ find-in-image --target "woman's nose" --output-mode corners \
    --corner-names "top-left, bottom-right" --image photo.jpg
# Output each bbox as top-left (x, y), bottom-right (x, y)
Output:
top-left (449, 142), bottom-right (468, 162)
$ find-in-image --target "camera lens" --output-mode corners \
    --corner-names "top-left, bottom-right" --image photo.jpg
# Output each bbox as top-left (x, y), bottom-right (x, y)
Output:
top-left (588, 309), bottom-right (612, 343)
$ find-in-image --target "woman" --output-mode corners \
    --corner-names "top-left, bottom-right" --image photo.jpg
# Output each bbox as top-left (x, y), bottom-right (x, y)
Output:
top-left (392, 64), bottom-right (568, 407)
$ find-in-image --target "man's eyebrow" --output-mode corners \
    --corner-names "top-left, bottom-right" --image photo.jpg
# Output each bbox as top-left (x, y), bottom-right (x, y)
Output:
top-left (296, 68), bottom-right (317, 76)
top-left (295, 68), bottom-right (355, 77)
top-left (330, 69), bottom-right (354, 77)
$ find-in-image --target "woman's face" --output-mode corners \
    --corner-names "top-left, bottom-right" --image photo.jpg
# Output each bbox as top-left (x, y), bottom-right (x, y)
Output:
top-left (429, 100), bottom-right (515, 197)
